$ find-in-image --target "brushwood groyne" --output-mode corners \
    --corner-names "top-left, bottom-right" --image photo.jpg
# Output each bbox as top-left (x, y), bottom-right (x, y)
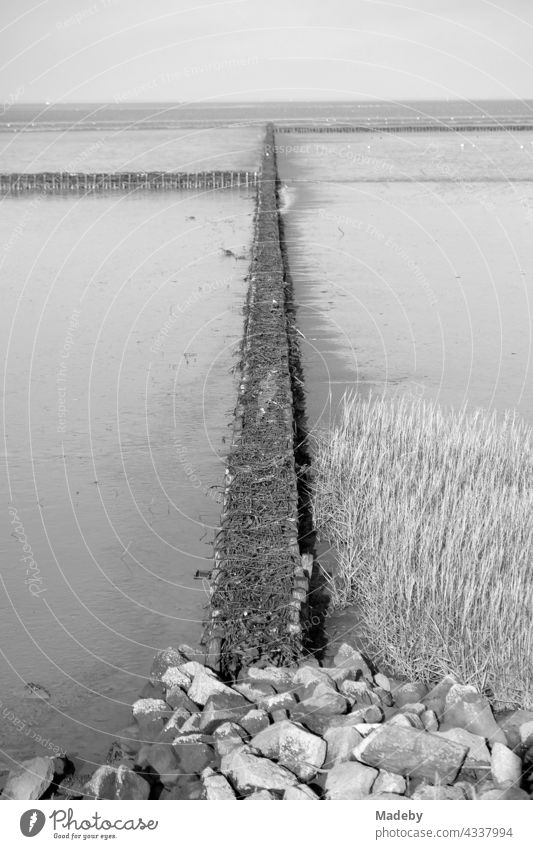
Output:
top-left (276, 123), bottom-right (533, 133)
top-left (0, 170), bottom-right (258, 193)
top-left (204, 123), bottom-right (311, 677)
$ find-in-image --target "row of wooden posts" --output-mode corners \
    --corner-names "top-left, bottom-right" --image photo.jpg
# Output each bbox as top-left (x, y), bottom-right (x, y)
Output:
top-left (0, 170), bottom-right (259, 193)
top-left (276, 124), bottom-right (532, 133)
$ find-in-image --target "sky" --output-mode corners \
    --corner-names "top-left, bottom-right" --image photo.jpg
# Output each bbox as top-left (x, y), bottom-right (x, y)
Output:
top-left (1, 0), bottom-right (532, 103)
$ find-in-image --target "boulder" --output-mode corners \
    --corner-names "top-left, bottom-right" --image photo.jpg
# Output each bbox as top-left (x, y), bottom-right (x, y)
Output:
top-left (132, 698), bottom-right (172, 742)
top-left (293, 665), bottom-right (334, 691)
top-left (283, 784), bottom-right (319, 800)
top-left (240, 709), bottom-right (270, 737)
top-left (199, 692), bottom-right (250, 734)
top-left (84, 765), bottom-right (150, 800)
top-left (172, 738), bottom-right (215, 775)
top-left (150, 647), bottom-right (188, 683)
top-left (393, 681), bottom-right (428, 707)
top-left (2, 756), bottom-right (55, 800)
top-left (161, 666), bottom-right (192, 692)
top-left (300, 682), bottom-right (348, 716)
top-left (353, 725), bottom-right (467, 784)
top-left (479, 784), bottom-right (530, 800)
top-left (422, 675), bottom-right (458, 717)
top-left (421, 710), bottom-right (439, 732)
top-left (179, 713), bottom-right (203, 734)
top-left (142, 745), bottom-right (181, 785)
top-left (519, 721), bottom-right (533, 747)
top-left (213, 722), bottom-right (246, 758)
top-left (491, 743), bottom-right (522, 786)
top-left (441, 685), bottom-right (506, 745)
top-left (497, 711), bottom-right (533, 749)
top-left (201, 767), bottom-right (236, 800)
top-left (220, 747), bottom-right (298, 794)
top-left (399, 702), bottom-right (426, 717)
top-left (245, 790), bottom-right (277, 800)
top-left (187, 667), bottom-right (236, 706)
top-left (257, 692), bottom-right (297, 713)
top-left (165, 687), bottom-right (198, 713)
top-left (412, 783), bottom-right (467, 800)
top-left (233, 681), bottom-right (277, 702)
top-left (245, 667), bottom-right (294, 688)
top-left (323, 725), bottom-right (362, 769)
top-left (251, 720), bottom-right (326, 781)
top-left (157, 707), bottom-right (192, 742)
top-left (373, 770), bottom-right (406, 795)
top-left (350, 705), bottom-right (383, 724)
top-left (341, 680), bottom-right (380, 706)
top-left (374, 673), bottom-right (391, 691)
top-left (324, 761), bottom-right (378, 800)
top-left (434, 728), bottom-right (491, 772)
top-left (159, 776), bottom-right (203, 800)
top-left (332, 644), bottom-right (372, 681)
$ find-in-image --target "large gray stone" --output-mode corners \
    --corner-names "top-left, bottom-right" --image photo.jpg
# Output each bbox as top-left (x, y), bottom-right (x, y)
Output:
top-left (300, 682), bottom-right (348, 716)
top-left (160, 666), bottom-right (192, 692)
top-left (373, 770), bottom-right (406, 795)
top-left (172, 738), bottom-right (215, 775)
top-left (422, 675), bottom-right (458, 717)
top-left (187, 667), bottom-right (236, 706)
top-left (239, 708), bottom-right (270, 737)
top-left (324, 761), bottom-right (378, 799)
top-left (251, 720), bottom-right (326, 781)
top-left (497, 710), bottom-right (533, 749)
top-left (412, 783), bottom-right (467, 800)
top-left (323, 725), bottom-right (362, 769)
top-left (393, 681), bottom-right (428, 707)
top-left (84, 765), bottom-right (150, 800)
top-left (199, 691), bottom-right (250, 734)
top-left (433, 728), bottom-right (490, 771)
top-left (283, 784), bottom-right (319, 800)
top-left (256, 692), bottom-right (297, 713)
top-left (441, 684), bottom-right (506, 745)
top-left (150, 647), bottom-right (188, 683)
top-left (213, 722), bottom-right (246, 758)
top-left (132, 698), bottom-right (172, 742)
top-left (2, 756), bottom-right (55, 800)
top-left (332, 644), bottom-right (372, 681)
top-left (353, 725), bottom-right (467, 784)
top-left (220, 747), bottom-right (298, 794)
top-left (491, 743), bottom-right (522, 786)
top-left (201, 767), bottom-right (236, 800)
top-left (141, 744), bottom-right (181, 785)
top-left (245, 666), bottom-right (294, 688)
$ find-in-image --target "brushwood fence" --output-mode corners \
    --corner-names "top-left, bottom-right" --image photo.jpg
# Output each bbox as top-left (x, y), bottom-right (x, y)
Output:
top-left (0, 170), bottom-right (258, 194)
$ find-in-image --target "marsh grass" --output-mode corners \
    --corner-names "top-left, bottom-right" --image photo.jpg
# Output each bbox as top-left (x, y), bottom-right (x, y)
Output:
top-left (312, 393), bottom-right (533, 708)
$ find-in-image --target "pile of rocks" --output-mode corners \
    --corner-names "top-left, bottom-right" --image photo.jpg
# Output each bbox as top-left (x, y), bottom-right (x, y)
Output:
top-left (3, 642), bottom-right (533, 801)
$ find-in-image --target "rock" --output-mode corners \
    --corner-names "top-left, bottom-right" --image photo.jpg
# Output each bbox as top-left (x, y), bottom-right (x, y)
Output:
top-left (245, 666), bottom-right (294, 688)
top-left (188, 667), bottom-right (236, 706)
top-left (165, 687), bottom-right (198, 713)
top-left (353, 725), bottom-right (467, 784)
top-left (159, 776), bottom-right (203, 800)
top-left (251, 720), bottom-right (326, 781)
top-left (293, 665), bottom-right (334, 690)
top-left (412, 783), bottom-right (467, 800)
top-left (143, 745), bottom-right (181, 785)
top-left (393, 681), bottom-right (428, 707)
top-left (372, 792), bottom-right (407, 800)
top-left (161, 667), bottom-right (192, 692)
top-left (157, 707), bottom-right (193, 743)
top-left (421, 710), bottom-right (439, 732)
top-left (300, 682), bottom-right (348, 716)
top-left (374, 687), bottom-right (394, 707)
top-left (324, 761), bottom-right (378, 799)
top-left (354, 723), bottom-right (382, 737)
top-left (178, 661), bottom-right (212, 678)
top-left (245, 790), bottom-right (277, 800)
top-left (519, 721), bottom-right (533, 747)
top-left (115, 724), bottom-right (142, 754)
top-left (350, 705), bottom-right (383, 724)
top-left (442, 685), bottom-right (506, 745)
top-left (179, 713), bottom-right (203, 734)
top-left (172, 738), bottom-right (215, 775)
top-left (220, 747), bottom-right (298, 794)
top-left (434, 728), bottom-right (491, 771)
top-left (422, 675), bottom-right (458, 716)
top-left (199, 692), bottom-right (250, 734)
top-left (201, 767), bottom-right (236, 800)
top-left (324, 725), bottom-right (362, 769)
top-left (497, 710), bottom-right (533, 749)
top-left (386, 714), bottom-right (417, 729)
top-left (178, 643), bottom-right (200, 662)
top-left (374, 673), bottom-right (391, 691)
top-left (491, 743), bottom-right (522, 786)
top-left (139, 681), bottom-right (166, 701)
top-left (341, 680), bottom-right (379, 706)
top-left (150, 647), bottom-right (188, 683)
top-left (284, 784), bottom-right (319, 800)
top-left (399, 702), bottom-right (426, 717)
top-left (84, 765), bottom-right (150, 800)
top-left (233, 681), bottom-right (277, 702)
top-left (132, 698), bottom-right (172, 742)
top-left (2, 756), bottom-right (55, 800)
top-left (332, 644), bottom-right (372, 681)
top-left (479, 784), bottom-right (530, 800)
top-left (213, 722), bottom-right (246, 758)
top-left (257, 692), bottom-right (298, 713)
top-left (373, 770), bottom-right (406, 795)
top-left (240, 708), bottom-right (270, 737)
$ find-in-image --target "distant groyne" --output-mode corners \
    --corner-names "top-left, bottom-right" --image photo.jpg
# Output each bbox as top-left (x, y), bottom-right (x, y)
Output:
top-left (0, 170), bottom-right (258, 194)
top-left (276, 123), bottom-right (533, 133)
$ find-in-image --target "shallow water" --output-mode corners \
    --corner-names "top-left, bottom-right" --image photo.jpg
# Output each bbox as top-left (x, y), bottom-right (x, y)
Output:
top-left (0, 189), bottom-right (254, 766)
top-left (278, 131), bottom-right (533, 429)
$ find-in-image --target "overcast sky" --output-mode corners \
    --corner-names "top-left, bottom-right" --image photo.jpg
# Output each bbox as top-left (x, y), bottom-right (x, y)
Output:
top-left (1, 0), bottom-right (532, 103)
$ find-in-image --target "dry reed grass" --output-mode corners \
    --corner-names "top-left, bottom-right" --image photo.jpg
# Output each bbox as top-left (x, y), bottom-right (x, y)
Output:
top-left (312, 393), bottom-right (533, 708)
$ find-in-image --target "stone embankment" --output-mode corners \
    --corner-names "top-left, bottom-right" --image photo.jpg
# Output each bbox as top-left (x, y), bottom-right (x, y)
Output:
top-left (2, 643), bottom-right (533, 801)
top-left (0, 170), bottom-right (258, 193)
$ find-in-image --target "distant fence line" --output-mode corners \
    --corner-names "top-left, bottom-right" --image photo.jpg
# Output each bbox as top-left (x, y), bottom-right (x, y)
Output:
top-left (0, 170), bottom-right (259, 194)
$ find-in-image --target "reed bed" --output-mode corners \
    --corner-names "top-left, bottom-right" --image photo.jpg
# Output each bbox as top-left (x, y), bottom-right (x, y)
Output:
top-left (312, 393), bottom-right (533, 708)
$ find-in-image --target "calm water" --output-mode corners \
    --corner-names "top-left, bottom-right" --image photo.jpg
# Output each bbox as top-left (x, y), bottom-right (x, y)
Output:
top-left (277, 130), bottom-right (533, 429)
top-left (0, 127), bottom-right (259, 767)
